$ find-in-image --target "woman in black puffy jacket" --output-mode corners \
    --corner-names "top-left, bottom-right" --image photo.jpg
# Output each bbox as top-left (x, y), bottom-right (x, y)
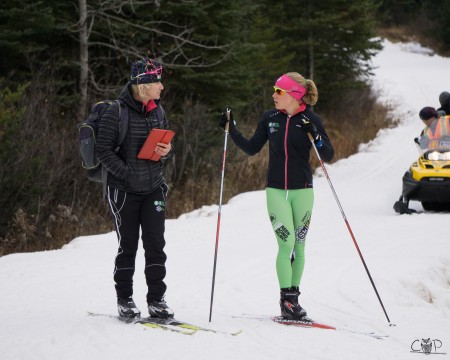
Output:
top-left (96, 58), bottom-right (174, 320)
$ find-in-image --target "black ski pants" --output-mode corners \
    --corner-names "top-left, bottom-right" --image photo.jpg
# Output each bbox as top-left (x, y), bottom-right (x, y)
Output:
top-left (107, 185), bottom-right (167, 304)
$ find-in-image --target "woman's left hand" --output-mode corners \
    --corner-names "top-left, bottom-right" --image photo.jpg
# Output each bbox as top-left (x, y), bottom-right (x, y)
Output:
top-left (156, 142), bottom-right (172, 156)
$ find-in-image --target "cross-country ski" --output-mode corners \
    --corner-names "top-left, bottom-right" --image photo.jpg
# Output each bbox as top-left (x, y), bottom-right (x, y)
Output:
top-left (88, 312), bottom-right (242, 336)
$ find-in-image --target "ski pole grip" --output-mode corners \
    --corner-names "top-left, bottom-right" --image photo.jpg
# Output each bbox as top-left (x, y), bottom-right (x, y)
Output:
top-left (307, 132), bottom-right (314, 142)
top-left (225, 109), bottom-right (231, 132)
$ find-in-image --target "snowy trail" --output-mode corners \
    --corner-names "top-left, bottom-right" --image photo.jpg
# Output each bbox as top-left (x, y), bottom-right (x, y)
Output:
top-left (1, 39), bottom-right (450, 360)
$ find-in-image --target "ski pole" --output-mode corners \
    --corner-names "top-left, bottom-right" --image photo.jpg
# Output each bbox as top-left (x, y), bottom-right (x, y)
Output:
top-left (307, 133), bottom-right (394, 326)
top-left (209, 108), bottom-right (231, 322)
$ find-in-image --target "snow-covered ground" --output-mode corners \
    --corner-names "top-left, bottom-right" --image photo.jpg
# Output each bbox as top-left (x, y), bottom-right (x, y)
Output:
top-left (1, 39), bottom-right (449, 360)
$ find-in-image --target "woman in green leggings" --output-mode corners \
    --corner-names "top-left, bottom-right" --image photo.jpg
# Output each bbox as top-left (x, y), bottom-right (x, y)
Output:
top-left (220, 72), bottom-right (334, 320)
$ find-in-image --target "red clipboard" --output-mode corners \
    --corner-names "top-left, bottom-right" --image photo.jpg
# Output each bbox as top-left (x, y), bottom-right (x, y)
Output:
top-left (137, 129), bottom-right (175, 161)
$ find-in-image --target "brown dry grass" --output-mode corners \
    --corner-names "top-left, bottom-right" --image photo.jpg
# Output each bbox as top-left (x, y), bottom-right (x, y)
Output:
top-left (377, 22), bottom-right (450, 57)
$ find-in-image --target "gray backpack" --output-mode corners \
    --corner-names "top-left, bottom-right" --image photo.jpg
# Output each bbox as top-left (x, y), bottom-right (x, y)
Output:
top-left (79, 99), bottom-right (129, 183)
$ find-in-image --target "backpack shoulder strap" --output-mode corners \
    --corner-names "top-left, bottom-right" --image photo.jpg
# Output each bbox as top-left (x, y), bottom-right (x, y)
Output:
top-left (155, 104), bottom-right (168, 129)
top-left (114, 99), bottom-right (129, 147)
top-left (102, 100), bottom-right (128, 201)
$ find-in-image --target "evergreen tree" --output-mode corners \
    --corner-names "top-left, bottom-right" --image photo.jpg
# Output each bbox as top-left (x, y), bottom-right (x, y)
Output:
top-left (257, 0), bottom-right (382, 110)
top-left (0, 1), bottom-right (76, 97)
top-left (377, 0), bottom-right (422, 26)
top-left (423, 0), bottom-right (450, 51)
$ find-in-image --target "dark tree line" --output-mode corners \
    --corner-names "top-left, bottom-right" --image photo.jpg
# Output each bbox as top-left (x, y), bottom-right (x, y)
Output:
top-left (0, 0), bottom-right (447, 255)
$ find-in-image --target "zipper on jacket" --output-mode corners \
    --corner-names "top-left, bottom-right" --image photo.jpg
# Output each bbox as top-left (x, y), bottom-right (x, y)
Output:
top-left (284, 115), bottom-right (291, 193)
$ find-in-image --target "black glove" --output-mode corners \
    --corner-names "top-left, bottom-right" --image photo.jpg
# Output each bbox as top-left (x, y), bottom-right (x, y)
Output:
top-left (219, 108), bottom-right (236, 131)
top-left (299, 117), bottom-right (323, 148)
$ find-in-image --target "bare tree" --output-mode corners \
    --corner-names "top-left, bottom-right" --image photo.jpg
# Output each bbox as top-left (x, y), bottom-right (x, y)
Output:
top-left (78, 0), bottom-right (89, 122)
top-left (75, 0), bottom-right (233, 118)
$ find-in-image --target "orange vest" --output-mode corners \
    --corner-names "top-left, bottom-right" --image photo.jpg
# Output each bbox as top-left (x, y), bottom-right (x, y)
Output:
top-left (425, 115), bottom-right (450, 139)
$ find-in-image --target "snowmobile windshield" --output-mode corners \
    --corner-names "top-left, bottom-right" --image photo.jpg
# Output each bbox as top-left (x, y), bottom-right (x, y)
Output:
top-left (418, 116), bottom-right (450, 160)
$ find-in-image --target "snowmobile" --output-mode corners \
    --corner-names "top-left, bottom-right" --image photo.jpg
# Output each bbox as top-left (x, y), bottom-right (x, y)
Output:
top-left (394, 117), bottom-right (450, 214)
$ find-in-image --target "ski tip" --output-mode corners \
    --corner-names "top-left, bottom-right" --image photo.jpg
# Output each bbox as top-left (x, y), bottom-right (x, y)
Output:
top-left (272, 316), bottom-right (336, 330)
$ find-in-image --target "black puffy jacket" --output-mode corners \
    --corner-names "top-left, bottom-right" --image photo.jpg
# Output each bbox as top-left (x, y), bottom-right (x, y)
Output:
top-left (229, 107), bottom-right (334, 189)
top-left (96, 83), bottom-right (172, 194)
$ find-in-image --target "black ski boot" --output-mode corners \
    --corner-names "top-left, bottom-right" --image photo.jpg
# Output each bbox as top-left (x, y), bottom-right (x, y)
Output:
top-left (117, 296), bottom-right (141, 318)
top-left (148, 297), bottom-right (174, 319)
top-left (280, 287), bottom-right (309, 321)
